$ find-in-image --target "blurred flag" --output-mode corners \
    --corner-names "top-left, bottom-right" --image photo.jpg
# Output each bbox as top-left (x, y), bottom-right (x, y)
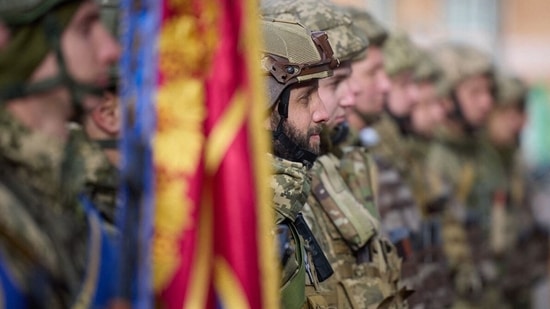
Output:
top-left (119, 0), bottom-right (278, 308)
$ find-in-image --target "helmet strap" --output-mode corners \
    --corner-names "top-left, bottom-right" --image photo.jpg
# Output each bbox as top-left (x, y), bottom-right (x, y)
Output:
top-left (271, 87), bottom-right (317, 169)
top-left (94, 138), bottom-right (119, 150)
top-left (0, 13), bottom-right (105, 118)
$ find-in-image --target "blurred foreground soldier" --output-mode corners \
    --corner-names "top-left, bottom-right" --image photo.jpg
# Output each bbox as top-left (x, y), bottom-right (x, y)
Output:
top-left (260, 19), bottom-right (338, 308)
top-left (428, 43), bottom-right (507, 309)
top-left (0, 0), bottom-right (120, 307)
top-left (68, 0), bottom-right (121, 224)
top-left (487, 74), bottom-right (549, 307)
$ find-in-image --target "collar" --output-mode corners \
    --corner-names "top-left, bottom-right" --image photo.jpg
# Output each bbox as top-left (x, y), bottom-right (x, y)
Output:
top-left (0, 108), bottom-right (65, 202)
top-left (268, 154), bottom-right (310, 221)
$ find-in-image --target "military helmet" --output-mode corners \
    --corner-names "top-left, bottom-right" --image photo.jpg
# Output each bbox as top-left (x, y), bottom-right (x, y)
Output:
top-left (99, 0), bottom-right (118, 37)
top-left (261, 0), bottom-right (368, 62)
top-left (0, 0), bottom-right (78, 26)
top-left (495, 74), bottom-right (527, 108)
top-left (413, 49), bottom-right (442, 83)
top-left (261, 19), bottom-right (338, 109)
top-left (99, 0), bottom-right (119, 90)
top-left (433, 43), bottom-right (494, 96)
top-left (383, 32), bottom-right (420, 78)
top-left (344, 6), bottom-right (388, 47)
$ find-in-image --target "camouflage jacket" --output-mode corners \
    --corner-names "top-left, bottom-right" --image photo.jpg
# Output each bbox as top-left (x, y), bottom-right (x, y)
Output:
top-left (428, 127), bottom-right (512, 307)
top-left (269, 154), bottom-right (329, 309)
top-left (0, 109), bottom-right (89, 308)
top-left (427, 126), bottom-right (506, 227)
top-left (67, 126), bottom-right (118, 224)
top-left (303, 143), bottom-right (412, 309)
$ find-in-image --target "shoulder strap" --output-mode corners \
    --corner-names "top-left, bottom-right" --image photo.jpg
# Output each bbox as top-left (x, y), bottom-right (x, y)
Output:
top-left (313, 155), bottom-right (379, 250)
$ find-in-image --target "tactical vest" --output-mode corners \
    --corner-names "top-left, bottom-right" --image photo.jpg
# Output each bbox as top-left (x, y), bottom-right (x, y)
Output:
top-left (305, 152), bottom-right (412, 309)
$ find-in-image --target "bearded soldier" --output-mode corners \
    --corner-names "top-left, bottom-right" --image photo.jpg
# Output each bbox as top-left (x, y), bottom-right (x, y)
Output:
top-left (260, 19), bottom-right (339, 308)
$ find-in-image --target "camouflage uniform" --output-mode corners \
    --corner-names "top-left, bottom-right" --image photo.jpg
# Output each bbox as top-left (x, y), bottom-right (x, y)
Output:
top-left (485, 75), bottom-right (549, 307)
top-left (0, 0), bottom-right (119, 307)
top-left (263, 2), bottom-right (413, 307)
top-left (67, 125), bottom-right (119, 223)
top-left (0, 109), bottom-right (90, 308)
top-left (63, 0), bottom-right (120, 225)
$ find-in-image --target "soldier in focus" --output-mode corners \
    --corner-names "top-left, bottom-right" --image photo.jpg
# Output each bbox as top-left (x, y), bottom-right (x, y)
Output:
top-left (265, 2), bottom-right (414, 307)
top-left (259, 19), bottom-right (338, 308)
top-left (0, 0), bottom-right (120, 307)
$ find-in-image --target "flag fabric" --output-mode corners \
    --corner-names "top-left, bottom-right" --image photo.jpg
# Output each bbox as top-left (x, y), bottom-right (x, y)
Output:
top-left (119, 0), bottom-right (278, 308)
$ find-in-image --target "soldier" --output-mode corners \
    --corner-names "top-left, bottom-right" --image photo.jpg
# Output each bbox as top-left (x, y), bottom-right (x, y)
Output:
top-left (0, 0), bottom-right (120, 307)
top-left (263, 2), bottom-right (412, 308)
top-left (427, 43), bottom-right (507, 309)
top-left (345, 8), bottom-right (390, 139)
top-left (67, 0), bottom-right (120, 223)
top-left (405, 48), bottom-right (456, 308)
top-left (260, 19), bottom-right (338, 308)
top-left (486, 74), bottom-right (548, 307)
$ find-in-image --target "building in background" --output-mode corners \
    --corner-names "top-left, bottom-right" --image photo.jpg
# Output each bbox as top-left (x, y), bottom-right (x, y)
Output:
top-left (331, 0), bottom-right (550, 87)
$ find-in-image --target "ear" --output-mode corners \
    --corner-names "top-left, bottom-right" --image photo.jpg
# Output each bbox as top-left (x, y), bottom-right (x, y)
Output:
top-left (90, 93), bottom-right (121, 136)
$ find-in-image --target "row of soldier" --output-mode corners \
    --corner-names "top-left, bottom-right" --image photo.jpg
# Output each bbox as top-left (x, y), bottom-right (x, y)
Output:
top-left (260, 0), bottom-right (547, 308)
top-left (0, 0), bottom-right (546, 308)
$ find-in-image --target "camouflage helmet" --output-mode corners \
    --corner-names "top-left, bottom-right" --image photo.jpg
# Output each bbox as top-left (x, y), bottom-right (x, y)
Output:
top-left (344, 6), bottom-right (388, 47)
top-left (383, 32), bottom-right (420, 77)
top-left (98, 0), bottom-right (118, 36)
top-left (413, 48), bottom-right (442, 83)
top-left (495, 74), bottom-right (527, 108)
top-left (261, 0), bottom-right (368, 62)
top-left (0, 0), bottom-right (84, 101)
top-left (0, 0), bottom-right (79, 26)
top-left (99, 0), bottom-right (119, 90)
top-left (432, 42), bottom-right (494, 96)
top-left (261, 19), bottom-right (338, 109)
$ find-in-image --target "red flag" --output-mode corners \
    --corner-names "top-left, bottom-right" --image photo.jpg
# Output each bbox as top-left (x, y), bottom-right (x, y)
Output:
top-left (152, 0), bottom-right (278, 308)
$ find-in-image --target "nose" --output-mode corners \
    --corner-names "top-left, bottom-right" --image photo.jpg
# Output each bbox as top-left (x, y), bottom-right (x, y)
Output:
top-left (377, 69), bottom-right (392, 95)
top-left (340, 78), bottom-right (357, 108)
top-left (407, 83), bottom-right (421, 108)
top-left (312, 90), bottom-right (329, 123)
top-left (96, 23), bottom-right (121, 67)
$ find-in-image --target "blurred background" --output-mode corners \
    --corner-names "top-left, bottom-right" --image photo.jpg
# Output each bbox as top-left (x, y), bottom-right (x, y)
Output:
top-left (333, 0), bottom-right (550, 88)
top-left (330, 1), bottom-right (550, 307)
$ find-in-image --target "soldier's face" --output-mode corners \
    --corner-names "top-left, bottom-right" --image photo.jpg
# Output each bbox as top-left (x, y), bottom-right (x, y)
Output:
top-left (387, 70), bottom-right (419, 117)
top-left (487, 106), bottom-right (526, 147)
top-left (32, 1), bottom-right (120, 119)
top-left (411, 82), bottom-right (446, 136)
top-left (318, 62), bottom-right (356, 129)
top-left (349, 46), bottom-right (390, 117)
top-left (455, 74), bottom-right (494, 127)
top-left (272, 80), bottom-right (328, 156)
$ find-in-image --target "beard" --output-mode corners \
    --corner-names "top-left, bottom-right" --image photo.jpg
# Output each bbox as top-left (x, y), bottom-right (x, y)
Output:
top-left (270, 114), bottom-right (322, 161)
